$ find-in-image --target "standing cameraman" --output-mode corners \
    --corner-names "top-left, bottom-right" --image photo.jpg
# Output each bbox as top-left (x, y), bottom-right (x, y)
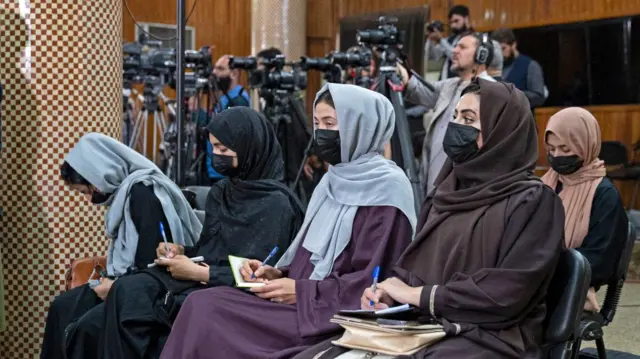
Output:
top-left (425, 5), bottom-right (472, 80)
top-left (204, 55), bottom-right (250, 184)
top-left (398, 32), bottom-right (498, 196)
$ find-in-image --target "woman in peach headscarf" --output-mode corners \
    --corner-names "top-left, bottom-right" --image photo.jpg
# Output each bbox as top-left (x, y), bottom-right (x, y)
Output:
top-left (541, 107), bottom-right (628, 311)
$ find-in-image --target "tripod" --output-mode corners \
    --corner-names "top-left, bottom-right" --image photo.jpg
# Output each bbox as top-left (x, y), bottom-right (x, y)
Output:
top-left (184, 80), bottom-right (222, 185)
top-left (129, 89), bottom-right (169, 164)
top-left (262, 89), bottom-right (312, 207)
top-left (375, 48), bottom-right (423, 213)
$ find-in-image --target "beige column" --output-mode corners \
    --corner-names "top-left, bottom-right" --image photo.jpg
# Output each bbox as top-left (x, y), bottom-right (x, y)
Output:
top-left (0, 0), bottom-right (122, 357)
top-left (251, 0), bottom-right (307, 60)
top-left (250, 0), bottom-right (307, 108)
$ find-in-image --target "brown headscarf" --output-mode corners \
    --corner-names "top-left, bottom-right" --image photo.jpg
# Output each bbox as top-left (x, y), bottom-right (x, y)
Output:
top-left (540, 107), bottom-right (606, 249)
top-left (432, 80), bottom-right (540, 212)
top-left (397, 79), bottom-right (544, 281)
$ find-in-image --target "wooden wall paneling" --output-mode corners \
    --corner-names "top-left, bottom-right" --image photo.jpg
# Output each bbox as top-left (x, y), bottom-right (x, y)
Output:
top-left (307, 0), bottom-right (336, 39)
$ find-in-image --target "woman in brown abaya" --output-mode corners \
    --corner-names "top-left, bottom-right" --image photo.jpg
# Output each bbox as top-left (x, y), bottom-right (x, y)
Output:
top-left (360, 79), bottom-right (566, 358)
top-left (541, 107), bottom-right (627, 313)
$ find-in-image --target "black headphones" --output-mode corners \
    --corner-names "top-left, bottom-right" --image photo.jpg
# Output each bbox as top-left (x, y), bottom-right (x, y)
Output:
top-left (474, 32), bottom-right (493, 66)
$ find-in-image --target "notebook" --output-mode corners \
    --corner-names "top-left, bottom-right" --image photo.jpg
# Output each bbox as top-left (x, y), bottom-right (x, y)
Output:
top-left (337, 304), bottom-right (415, 319)
top-left (228, 255), bottom-right (266, 288)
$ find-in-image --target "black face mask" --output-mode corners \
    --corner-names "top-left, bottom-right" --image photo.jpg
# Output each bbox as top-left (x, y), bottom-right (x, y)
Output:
top-left (91, 191), bottom-right (113, 205)
top-left (216, 76), bottom-right (231, 92)
top-left (547, 154), bottom-right (584, 175)
top-left (212, 154), bottom-right (239, 177)
top-left (443, 122), bottom-right (480, 164)
top-left (314, 129), bottom-right (341, 165)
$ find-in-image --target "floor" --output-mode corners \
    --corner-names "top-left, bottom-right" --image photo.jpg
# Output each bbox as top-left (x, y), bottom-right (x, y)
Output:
top-left (581, 282), bottom-right (640, 355)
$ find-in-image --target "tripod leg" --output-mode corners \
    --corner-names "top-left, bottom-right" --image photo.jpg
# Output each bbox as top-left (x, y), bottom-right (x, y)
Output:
top-left (143, 110), bottom-right (150, 158)
top-left (129, 110), bottom-right (144, 148)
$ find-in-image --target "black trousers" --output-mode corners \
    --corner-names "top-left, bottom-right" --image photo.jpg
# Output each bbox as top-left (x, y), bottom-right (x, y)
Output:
top-left (40, 284), bottom-right (103, 359)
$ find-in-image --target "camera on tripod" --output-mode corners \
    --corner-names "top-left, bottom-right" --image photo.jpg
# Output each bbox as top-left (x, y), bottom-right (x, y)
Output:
top-left (356, 16), bottom-right (404, 46)
top-left (229, 54), bottom-right (307, 91)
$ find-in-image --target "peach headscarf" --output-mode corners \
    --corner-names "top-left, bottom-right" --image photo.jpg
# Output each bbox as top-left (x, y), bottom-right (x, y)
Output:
top-left (541, 107), bottom-right (606, 249)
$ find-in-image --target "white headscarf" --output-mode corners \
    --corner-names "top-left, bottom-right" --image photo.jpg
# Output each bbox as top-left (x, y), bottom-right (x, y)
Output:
top-left (65, 133), bottom-right (202, 276)
top-left (276, 84), bottom-right (417, 280)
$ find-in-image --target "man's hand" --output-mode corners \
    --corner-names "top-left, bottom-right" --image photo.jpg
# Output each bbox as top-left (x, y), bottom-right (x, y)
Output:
top-left (155, 255), bottom-right (208, 282)
top-left (250, 278), bottom-right (296, 304)
top-left (396, 63), bottom-right (410, 86)
top-left (156, 242), bottom-right (184, 259)
top-left (93, 278), bottom-right (114, 301)
top-left (240, 259), bottom-right (282, 282)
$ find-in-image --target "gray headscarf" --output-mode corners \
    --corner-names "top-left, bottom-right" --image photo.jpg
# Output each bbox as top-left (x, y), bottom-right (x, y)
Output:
top-left (276, 84), bottom-right (417, 280)
top-left (65, 133), bottom-right (202, 276)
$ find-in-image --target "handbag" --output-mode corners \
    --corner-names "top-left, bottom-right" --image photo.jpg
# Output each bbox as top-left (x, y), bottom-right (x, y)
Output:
top-left (329, 316), bottom-right (446, 356)
top-left (64, 256), bottom-right (107, 291)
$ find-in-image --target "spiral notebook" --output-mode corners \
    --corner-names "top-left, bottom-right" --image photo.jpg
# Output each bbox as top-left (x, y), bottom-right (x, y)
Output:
top-left (228, 255), bottom-right (266, 288)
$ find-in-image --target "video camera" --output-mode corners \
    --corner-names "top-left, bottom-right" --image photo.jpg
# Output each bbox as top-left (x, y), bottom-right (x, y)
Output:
top-left (356, 16), bottom-right (404, 46)
top-left (229, 54), bottom-right (307, 91)
top-left (425, 20), bottom-right (444, 33)
top-left (123, 38), bottom-right (213, 96)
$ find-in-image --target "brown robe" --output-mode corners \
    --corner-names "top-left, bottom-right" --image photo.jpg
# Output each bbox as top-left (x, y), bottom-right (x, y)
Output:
top-left (394, 185), bottom-right (564, 358)
top-left (159, 206), bottom-right (412, 359)
top-left (393, 80), bottom-right (565, 358)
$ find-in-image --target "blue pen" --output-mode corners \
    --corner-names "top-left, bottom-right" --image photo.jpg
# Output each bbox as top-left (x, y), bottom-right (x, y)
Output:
top-left (369, 266), bottom-right (380, 307)
top-left (159, 222), bottom-right (170, 256)
top-left (251, 246), bottom-right (279, 280)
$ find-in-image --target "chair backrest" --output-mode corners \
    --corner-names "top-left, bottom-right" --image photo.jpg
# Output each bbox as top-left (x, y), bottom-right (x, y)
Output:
top-left (182, 189), bottom-right (197, 209)
top-left (599, 141), bottom-right (628, 166)
top-left (185, 186), bottom-right (211, 211)
top-left (600, 221), bottom-right (636, 325)
top-left (543, 249), bottom-right (592, 346)
top-left (194, 209), bottom-right (206, 225)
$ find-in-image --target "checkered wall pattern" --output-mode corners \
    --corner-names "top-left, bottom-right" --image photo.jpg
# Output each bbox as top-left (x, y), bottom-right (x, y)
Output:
top-left (0, 1), bottom-right (122, 358)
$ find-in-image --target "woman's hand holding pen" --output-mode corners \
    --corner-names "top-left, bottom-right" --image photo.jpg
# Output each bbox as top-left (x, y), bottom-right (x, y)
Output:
top-left (361, 286), bottom-right (393, 310)
top-left (377, 277), bottom-right (422, 307)
top-left (155, 255), bottom-right (208, 282)
top-left (156, 242), bottom-right (183, 259)
top-left (240, 260), bottom-right (282, 282)
top-left (250, 278), bottom-right (296, 305)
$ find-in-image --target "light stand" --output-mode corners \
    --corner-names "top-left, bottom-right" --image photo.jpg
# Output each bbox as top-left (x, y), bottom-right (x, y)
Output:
top-left (175, 0), bottom-right (187, 186)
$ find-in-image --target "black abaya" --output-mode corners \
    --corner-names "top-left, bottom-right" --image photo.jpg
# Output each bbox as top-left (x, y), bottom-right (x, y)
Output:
top-left (40, 183), bottom-right (172, 359)
top-left (84, 107), bottom-right (305, 359)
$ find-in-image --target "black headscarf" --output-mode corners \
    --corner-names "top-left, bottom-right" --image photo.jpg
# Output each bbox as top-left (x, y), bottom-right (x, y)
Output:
top-left (195, 107), bottom-right (304, 285)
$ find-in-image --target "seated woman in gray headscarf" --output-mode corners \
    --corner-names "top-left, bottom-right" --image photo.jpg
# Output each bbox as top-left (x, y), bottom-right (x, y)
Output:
top-left (40, 133), bottom-right (202, 359)
top-left (159, 84), bottom-right (418, 359)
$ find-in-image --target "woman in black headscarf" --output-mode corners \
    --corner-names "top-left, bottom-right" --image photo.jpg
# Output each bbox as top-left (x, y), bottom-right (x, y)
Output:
top-left (64, 107), bottom-right (304, 359)
top-left (359, 80), bottom-right (566, 358)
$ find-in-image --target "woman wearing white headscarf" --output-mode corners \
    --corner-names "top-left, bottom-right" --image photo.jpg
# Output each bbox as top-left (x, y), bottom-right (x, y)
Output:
top-left (41, 133), bottom-right (202, 359)
top-left (160, 84), bottom-right (417, 359)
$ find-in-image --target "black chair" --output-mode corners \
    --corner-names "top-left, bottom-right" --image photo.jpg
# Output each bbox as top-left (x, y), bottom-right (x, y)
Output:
top-left (576, 222), bottom-right (637, 359)
top-left (542, 249), bottom-right (592, 359)
top-left (185, 186), bottom-right (211, 211)
top-left (182, 189), bottom-right (198, 209)
top-left (599, 141), bottom-right (640, 210)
